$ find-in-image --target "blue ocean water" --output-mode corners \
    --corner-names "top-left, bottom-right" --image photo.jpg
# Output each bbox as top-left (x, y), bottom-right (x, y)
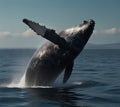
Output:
top-left (0, 49), bottom-right (120, 107)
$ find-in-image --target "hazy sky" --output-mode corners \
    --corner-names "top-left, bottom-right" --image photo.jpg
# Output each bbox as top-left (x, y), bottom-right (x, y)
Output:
top-left (0, 0), bottom-right (120, 48)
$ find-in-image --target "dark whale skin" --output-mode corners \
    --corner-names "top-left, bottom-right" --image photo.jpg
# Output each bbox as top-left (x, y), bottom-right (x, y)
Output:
top-left (24, 19), bottom-right (95, 86)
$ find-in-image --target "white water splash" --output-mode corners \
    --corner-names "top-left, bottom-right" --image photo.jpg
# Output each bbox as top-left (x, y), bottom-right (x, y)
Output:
top-left (7, 73), bottom-right (26, 88)
top-left (4, 71), bottom-right (82, 88)
top-left (73, 81), bottom-right (82, 85)
top-left (6, 73), bottom-right (52, 88)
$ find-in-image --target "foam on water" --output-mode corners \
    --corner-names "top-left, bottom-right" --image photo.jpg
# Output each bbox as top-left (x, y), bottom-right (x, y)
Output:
top-left (7, 73), bottom-right (26, 88)
top-left (6, 72), bottom-right (53, 88)
top-left (6, 76), bottom-right (51, 88)
top-left (1, 71), bottom-right (82, 89)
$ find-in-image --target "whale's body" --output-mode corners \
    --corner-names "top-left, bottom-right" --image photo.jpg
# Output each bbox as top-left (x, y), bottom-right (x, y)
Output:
top-left (23, 19), bottom-right (95, 86)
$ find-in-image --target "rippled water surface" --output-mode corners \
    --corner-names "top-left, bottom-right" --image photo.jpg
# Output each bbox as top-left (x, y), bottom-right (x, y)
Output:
top-left (0, 49), bottom-right (120, 107)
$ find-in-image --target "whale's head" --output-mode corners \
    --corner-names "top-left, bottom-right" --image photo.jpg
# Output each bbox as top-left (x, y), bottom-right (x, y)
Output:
top-left (60, 19), bottom-right (95, 53)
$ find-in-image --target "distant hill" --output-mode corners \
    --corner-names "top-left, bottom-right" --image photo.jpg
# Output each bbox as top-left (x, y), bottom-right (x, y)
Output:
top-left (85, 43), bottom-right (120, 49)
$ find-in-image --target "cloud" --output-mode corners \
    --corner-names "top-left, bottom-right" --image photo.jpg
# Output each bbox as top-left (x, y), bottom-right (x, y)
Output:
top-left (0, 29), bottom-right (36, 38)
top-left (22, 29), bottom-right (36, 36)
top-left (93, 27), bottom-right (120, 35)
top-left (103, 28), bottom-right (118, 34)
top-left (1, 27), bottom-right (120, 38)
top-left (0, 29), bottom-right (44, 48)
top-left (0, 31), bottom-right (11, 37)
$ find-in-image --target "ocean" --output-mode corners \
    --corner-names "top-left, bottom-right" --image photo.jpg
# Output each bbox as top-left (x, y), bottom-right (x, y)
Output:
top-left (0, 49), bottom-right (120, 107)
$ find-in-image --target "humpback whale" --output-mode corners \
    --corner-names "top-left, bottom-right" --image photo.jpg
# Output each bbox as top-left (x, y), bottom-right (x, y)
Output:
top-left (23, 19), bottom-right (95, 86)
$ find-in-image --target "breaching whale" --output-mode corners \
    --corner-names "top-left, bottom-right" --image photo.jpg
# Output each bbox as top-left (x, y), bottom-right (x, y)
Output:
top-left (23, 19), bottom-right (95, 86)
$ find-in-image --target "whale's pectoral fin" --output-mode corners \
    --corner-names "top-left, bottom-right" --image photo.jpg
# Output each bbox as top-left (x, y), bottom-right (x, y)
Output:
top-left (63, 61), bottom-right (74, 84)
top-left (23, 19), bottom-right (68, 49)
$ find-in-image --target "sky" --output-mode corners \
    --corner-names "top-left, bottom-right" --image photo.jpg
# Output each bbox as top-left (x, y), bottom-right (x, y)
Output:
top-left (0, 0), bottom-right (120, 48)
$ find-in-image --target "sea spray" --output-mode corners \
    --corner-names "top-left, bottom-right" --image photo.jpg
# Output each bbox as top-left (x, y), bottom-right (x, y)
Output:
top-left (7, 73), bottom-right (26, 88)
top-left (17, 72), bottom-right (26, 87)
top-left (6, 73), bottom-right (52, 88)
top-left (4, 67), bottom-right (82, 88)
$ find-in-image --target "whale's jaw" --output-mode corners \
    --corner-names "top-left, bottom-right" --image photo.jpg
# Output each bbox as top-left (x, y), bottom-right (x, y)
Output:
top-left (59, 19), bottom-right (95, 56)
top-left (64, 20), bottom-right (95, 36)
